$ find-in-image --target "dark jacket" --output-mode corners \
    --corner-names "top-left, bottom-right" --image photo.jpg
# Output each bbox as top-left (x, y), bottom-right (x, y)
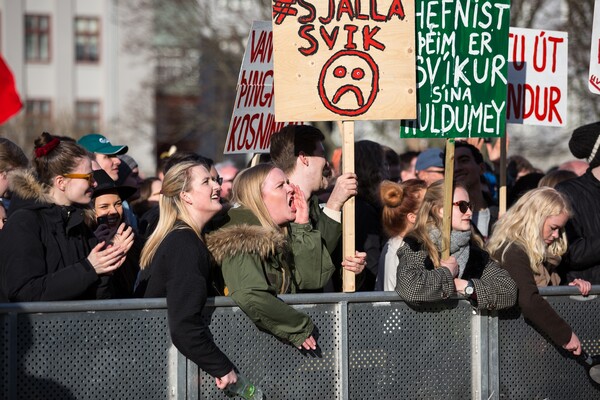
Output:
top-left (555, 169), bottom-right (600, 284)
top-left (0, 170), bottom-right (106, 302)
top-left (139, 224), bottom-right (234, 378)
top-left (491, 243), bottom-right (572, 347)
top-left (206, 207), bottom-right (335, 347)
top-left (396, 236), bottom-right (517, 311)
top-left (331, 196), bottom-right (383, 291)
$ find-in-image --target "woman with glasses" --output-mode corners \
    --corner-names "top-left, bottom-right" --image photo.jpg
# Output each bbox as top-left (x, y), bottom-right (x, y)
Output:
top-left (395, 180), bottom-right (517, 310)
top-left (487, 187), bottom-right (591, 356)
top-left (0, 132), bottom-right (134, 302)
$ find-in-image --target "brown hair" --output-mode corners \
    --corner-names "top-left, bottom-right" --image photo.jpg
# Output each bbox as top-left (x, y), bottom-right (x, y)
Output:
top-left (0, 138), bottom-right (28, 172)
top-left (380, 179), bottom-right (427, 238)
top-left (270, 125), bottom-right (325, 175)
top-left (32, 132), bottom-right (89, 187)
top-left (538, 169), bottom-right (577, 188)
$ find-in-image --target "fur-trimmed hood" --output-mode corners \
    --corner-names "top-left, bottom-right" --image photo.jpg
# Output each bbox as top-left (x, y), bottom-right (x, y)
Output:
top-left (206, 224), bottom-right (288, 265)
top-left (8, 168), bottom-right (54, 205)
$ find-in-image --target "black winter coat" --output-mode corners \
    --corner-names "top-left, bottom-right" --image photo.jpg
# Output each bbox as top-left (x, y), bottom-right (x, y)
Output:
top-left (139, 225), bottom-right (234, 378)
top-left (0, 170), bottom-right (106, 302)
top-left (556, 169), bottom-right (600, 284)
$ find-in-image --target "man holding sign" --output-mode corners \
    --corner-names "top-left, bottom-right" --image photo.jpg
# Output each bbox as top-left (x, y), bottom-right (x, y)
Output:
top-left (270, 125), bottom-right (358, 252)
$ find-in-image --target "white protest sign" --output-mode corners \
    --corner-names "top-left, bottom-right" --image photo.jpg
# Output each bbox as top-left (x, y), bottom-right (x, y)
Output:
top-left (224, 21), bottom-right (300, 154)
top-left (507, 27), bottom-right (568, 127)
top-left (589, 0), bottom-right (600, 94)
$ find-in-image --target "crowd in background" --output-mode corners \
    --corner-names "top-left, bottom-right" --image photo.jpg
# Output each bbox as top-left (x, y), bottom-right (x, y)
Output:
top-left (1, 120), bottom-right (599, 389)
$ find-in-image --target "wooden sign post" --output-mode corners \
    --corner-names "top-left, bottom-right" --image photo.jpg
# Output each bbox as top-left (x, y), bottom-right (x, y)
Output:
top-left (441, 139), bottom-right (455, 260)
top-left (341, 121), bottom-right (356, 291)
top-left (272, 1), bottom-right (417, 292)
top-left (498, 135), bottom-right (508, 217)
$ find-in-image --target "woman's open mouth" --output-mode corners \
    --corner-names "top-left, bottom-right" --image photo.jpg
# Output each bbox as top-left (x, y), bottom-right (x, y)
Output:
top-left (289, 196), bottom-right (296, 212)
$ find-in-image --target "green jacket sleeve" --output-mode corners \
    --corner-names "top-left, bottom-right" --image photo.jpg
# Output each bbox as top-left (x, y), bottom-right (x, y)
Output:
top-left (309, 195), bottom-right (341, 253)
top-left (222, 252), bottom-right (314, 348)
top-left (289, 222), bottom-right (335, 290)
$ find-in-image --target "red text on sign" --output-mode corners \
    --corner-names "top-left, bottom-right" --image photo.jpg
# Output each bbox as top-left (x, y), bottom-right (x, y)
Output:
top-left (507, 83), bottom-right (562, 124)
top-left (509, 31), bottom-right (564, 73)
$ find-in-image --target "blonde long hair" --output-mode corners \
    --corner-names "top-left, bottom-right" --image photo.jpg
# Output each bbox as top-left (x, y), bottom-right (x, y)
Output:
top-left (140, 161), bottom-right (207, 269)
top-left (487, 187), bottom-right (570, 274)
top-left (408, 180), bottom-right (483, 268)
top-left (232, 163), bottom-right (285, 232)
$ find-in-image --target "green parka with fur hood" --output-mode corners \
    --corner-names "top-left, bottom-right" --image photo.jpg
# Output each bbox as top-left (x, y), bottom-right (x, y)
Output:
top-left (206, 207), bottom-right (335, 347)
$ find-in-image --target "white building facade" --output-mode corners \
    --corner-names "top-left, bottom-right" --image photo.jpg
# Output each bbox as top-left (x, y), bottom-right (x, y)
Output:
top-left (0, 0), bottom-right (155, 173)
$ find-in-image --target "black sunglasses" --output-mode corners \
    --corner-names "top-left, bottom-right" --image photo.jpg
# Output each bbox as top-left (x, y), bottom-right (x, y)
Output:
top-left (453, 200), bottom-right (473, 214)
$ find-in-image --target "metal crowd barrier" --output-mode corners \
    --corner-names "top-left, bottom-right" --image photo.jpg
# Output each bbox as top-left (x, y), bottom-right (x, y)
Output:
top-left (1, 288), bottom-right (599, 399)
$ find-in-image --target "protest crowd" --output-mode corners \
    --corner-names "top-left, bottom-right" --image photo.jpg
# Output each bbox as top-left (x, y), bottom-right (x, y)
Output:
top-left (0, 120), bottom-right (599, 391)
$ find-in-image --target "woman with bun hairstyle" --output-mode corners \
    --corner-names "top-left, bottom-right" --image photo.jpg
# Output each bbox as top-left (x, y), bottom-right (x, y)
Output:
top-left (0, 132), bottom-right (134, 302)
top-left (376, 179), bottom-right (427, 291)
top-left (487, 187), bottom-right (591, 355)
top-left (395, 180), bottom-right (517, 310)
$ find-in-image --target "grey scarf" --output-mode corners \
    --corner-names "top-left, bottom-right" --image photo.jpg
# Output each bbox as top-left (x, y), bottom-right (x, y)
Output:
top-left (428, 227), bottom-right (471, 277)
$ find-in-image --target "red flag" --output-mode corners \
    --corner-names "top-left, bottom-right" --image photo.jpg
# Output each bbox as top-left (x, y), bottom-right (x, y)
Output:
top-left (0, 55), bottom-right (22, 124)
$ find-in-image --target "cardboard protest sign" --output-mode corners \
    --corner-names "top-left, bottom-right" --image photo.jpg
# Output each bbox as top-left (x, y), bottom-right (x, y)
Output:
top-left (590, 0), bottom-right (600, 95)
top-left (401, 0), bottom-right (510, 138)
top-left (224, 21), bottom-right (300, 154)
top-left (507, 28), bottom-right (568, 127)
top-left (272, 0), bottom-right (416, 121)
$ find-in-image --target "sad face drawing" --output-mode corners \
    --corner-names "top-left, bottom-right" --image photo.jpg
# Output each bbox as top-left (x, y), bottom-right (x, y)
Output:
top-left (318, 50), bottom-right (380, 117)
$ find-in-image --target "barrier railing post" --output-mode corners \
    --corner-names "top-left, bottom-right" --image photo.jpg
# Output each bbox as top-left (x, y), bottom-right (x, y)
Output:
top-left (471, 310), bottom-right (484, 400)
top-left (488, 311), bottom-right (500, 400)
top-left (8, 313), bottom-right (17, 400)
top-left (340, 301), bottom-right (349, 400)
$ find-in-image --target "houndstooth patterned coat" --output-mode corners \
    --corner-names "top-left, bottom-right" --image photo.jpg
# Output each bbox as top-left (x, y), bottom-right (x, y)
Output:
top-left (395, 237), bottom-right (517, 311)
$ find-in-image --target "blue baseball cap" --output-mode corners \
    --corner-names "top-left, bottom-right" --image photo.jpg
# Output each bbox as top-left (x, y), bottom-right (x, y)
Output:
top-left (415, 148), bottom-right (443, 172)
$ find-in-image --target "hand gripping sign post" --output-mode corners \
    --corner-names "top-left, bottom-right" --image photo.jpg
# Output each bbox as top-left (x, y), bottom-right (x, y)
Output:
top-left (272, 0), bottom-right (417, 291)
top-left (401, 0), bottom-right (510, 256)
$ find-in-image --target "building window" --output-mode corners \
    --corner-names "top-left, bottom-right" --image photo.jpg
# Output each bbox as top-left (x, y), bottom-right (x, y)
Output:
top-left (25, 99), bottom-right (52, 131)
top-left (25, 15), bottom-right (50, 62)
top-left (75, 17), bottom-right (100, 62)
top-left (75, 101), bottom-right (100, 134)
top-left (26, 100), bottom-right (52, 117)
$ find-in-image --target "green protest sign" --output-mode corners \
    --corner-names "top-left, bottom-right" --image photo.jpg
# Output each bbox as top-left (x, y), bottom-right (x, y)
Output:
top-left (401, 0), bottom-right (511, 138)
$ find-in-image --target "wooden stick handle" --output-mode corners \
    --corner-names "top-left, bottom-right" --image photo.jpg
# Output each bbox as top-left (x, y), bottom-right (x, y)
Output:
top-left (341, 121), bottom-right (355, 293)
top-left (441, 139), bottom-right (455, 260)
top-left (498, 135), bottom-right (507, 217)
